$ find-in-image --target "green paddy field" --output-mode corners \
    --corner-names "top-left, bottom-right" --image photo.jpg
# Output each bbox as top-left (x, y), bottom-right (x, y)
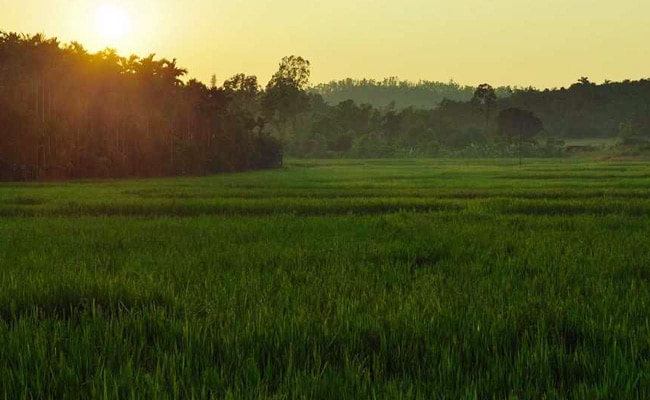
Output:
top-left (1, 159), bottom-right (650, 399)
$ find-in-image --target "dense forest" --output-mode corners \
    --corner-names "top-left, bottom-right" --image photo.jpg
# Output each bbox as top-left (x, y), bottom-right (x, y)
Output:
top-left (0, 32), bottom-right (288, 181)
top-left (312, 78), bottom-right (512, 109)
top-left (288, 78), bottom-right (650, 158)
top-left (2, 32), bottom-right (650, 180)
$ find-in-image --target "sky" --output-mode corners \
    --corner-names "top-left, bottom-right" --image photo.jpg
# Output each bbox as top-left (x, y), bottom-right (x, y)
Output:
top-left (1, 0), bottom-right (649, 88)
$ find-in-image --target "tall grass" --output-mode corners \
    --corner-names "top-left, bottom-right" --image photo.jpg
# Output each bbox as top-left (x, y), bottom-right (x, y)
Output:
top-left (1, 159), bottom-right (649, 398)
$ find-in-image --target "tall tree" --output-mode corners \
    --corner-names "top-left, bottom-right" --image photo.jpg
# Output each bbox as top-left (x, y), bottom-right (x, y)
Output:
top-left (262, 56), bottom-right (311, 142)
top-left (473, 83), bottom-right (497, 134)
top-left (267, 55), bottom-right (311, 89)
top-left (0, 31), bottom-right (283, 181)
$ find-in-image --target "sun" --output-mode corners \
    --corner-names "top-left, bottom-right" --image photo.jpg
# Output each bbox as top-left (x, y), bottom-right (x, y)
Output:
top-left (95, 4), bottom-right (132, 40)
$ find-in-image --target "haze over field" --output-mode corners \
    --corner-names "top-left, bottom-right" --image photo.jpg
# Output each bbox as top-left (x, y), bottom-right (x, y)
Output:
top-left (2, 0), bottom-right (649, 87)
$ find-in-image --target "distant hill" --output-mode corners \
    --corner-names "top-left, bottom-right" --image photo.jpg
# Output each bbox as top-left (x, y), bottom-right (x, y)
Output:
top-left (286, 77), bottom-right (650, 158)
top-left (501, 79), bottom-right (650, 138)
top-left (311, 78), bottom-right (513, 109)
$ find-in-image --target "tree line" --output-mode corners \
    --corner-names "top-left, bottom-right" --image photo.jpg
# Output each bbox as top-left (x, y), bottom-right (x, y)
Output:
top-left (0, 32), bottom-right (302, 181)
top-left (3, 31), bottom-right (649, 181)
top-left (286, 78), bottom-right (650, 158)
top-left (311, 78), bottom-right (513, 110)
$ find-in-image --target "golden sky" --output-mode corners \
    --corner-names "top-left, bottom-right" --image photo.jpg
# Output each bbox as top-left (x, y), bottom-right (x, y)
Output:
top-left (2, 0), bottom-right (648, 88)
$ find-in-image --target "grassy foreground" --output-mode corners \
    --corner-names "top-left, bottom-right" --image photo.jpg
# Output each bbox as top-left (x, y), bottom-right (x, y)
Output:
top-left (1, 158), bottom-right (650, 399)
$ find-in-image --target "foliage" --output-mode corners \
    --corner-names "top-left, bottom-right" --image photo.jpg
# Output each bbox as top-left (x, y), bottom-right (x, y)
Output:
top-left (617, 122), bottom-right (649, 147)
top-left (311, 78), bottom-right (512, 109)
top-left (497, 107), bottom-right (544, 140)
top-left (4, 30), bottom-right (650, 175)
top-left (312, 77), bottom-right (650, 145)
top-left (473, 83), bottom-right (498, 132)
top-left (261, 56), bottom-right (312, 143)
top-left (500, 78), bottom-right (650, 139)
top-left (0, 32), bottom-right (284, 181)
top-left (288, 77), bottom-right (650, 159)
top-left (285, 96), bottom-right (553, 158)
top-left (267, 55), bottom-right (311, 90)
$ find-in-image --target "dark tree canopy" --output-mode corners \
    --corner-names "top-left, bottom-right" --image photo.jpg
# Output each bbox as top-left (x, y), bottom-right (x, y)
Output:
top-left (473, 83), bottom-right (497, 107)
top-left (312, 78), bottom-right (512, 109)
top-left (3, 31), bottom-right (650, 172)
top-left (282, 77), bottom-right (650, 159)
top-left (497, 108), bottom-right (544, 140)
top-left (473, 83), bottom-right (498, 132)
top-left (223, 74), bottom-right (260, 97)
top-left (262, 55), bottom-right (312, 142)
top-left (0, 31), bottom-right (284, 181)
top-left (267, 55), bottom-right (311, 90)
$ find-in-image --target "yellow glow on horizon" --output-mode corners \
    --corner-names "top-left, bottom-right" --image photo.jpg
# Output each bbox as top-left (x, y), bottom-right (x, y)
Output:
top-left (1, 0), bottom-right (649, 88)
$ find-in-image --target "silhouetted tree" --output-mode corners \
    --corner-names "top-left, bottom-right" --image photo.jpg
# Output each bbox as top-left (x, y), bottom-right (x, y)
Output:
top-left (473, 83), bottom-right (497, 134)
top-left (0, 31), bottom-right (283, 181)
top-left (262, 56), bottom-right (311, 142)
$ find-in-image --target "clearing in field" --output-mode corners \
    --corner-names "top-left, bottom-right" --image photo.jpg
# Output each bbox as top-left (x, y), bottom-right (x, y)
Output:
top-left (1, 158), bottom-right (650, 399)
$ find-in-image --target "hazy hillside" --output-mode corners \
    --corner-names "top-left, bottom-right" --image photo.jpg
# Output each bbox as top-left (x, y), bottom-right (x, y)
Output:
top-left (311, 78), bottom-right (513, 109)
top-left (503, 79), bottom-right (650, 139)
top-left (287, 78), bottom-right (650, 158)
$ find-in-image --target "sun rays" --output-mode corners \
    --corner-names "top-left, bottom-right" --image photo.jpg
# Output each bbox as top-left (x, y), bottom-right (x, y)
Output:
top-left (95, 3), bottom-right (132, 43)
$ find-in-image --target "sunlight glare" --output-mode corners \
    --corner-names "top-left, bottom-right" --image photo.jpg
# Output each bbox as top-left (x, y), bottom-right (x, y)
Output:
top-left (95, 4), bottom-right (132, 40)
